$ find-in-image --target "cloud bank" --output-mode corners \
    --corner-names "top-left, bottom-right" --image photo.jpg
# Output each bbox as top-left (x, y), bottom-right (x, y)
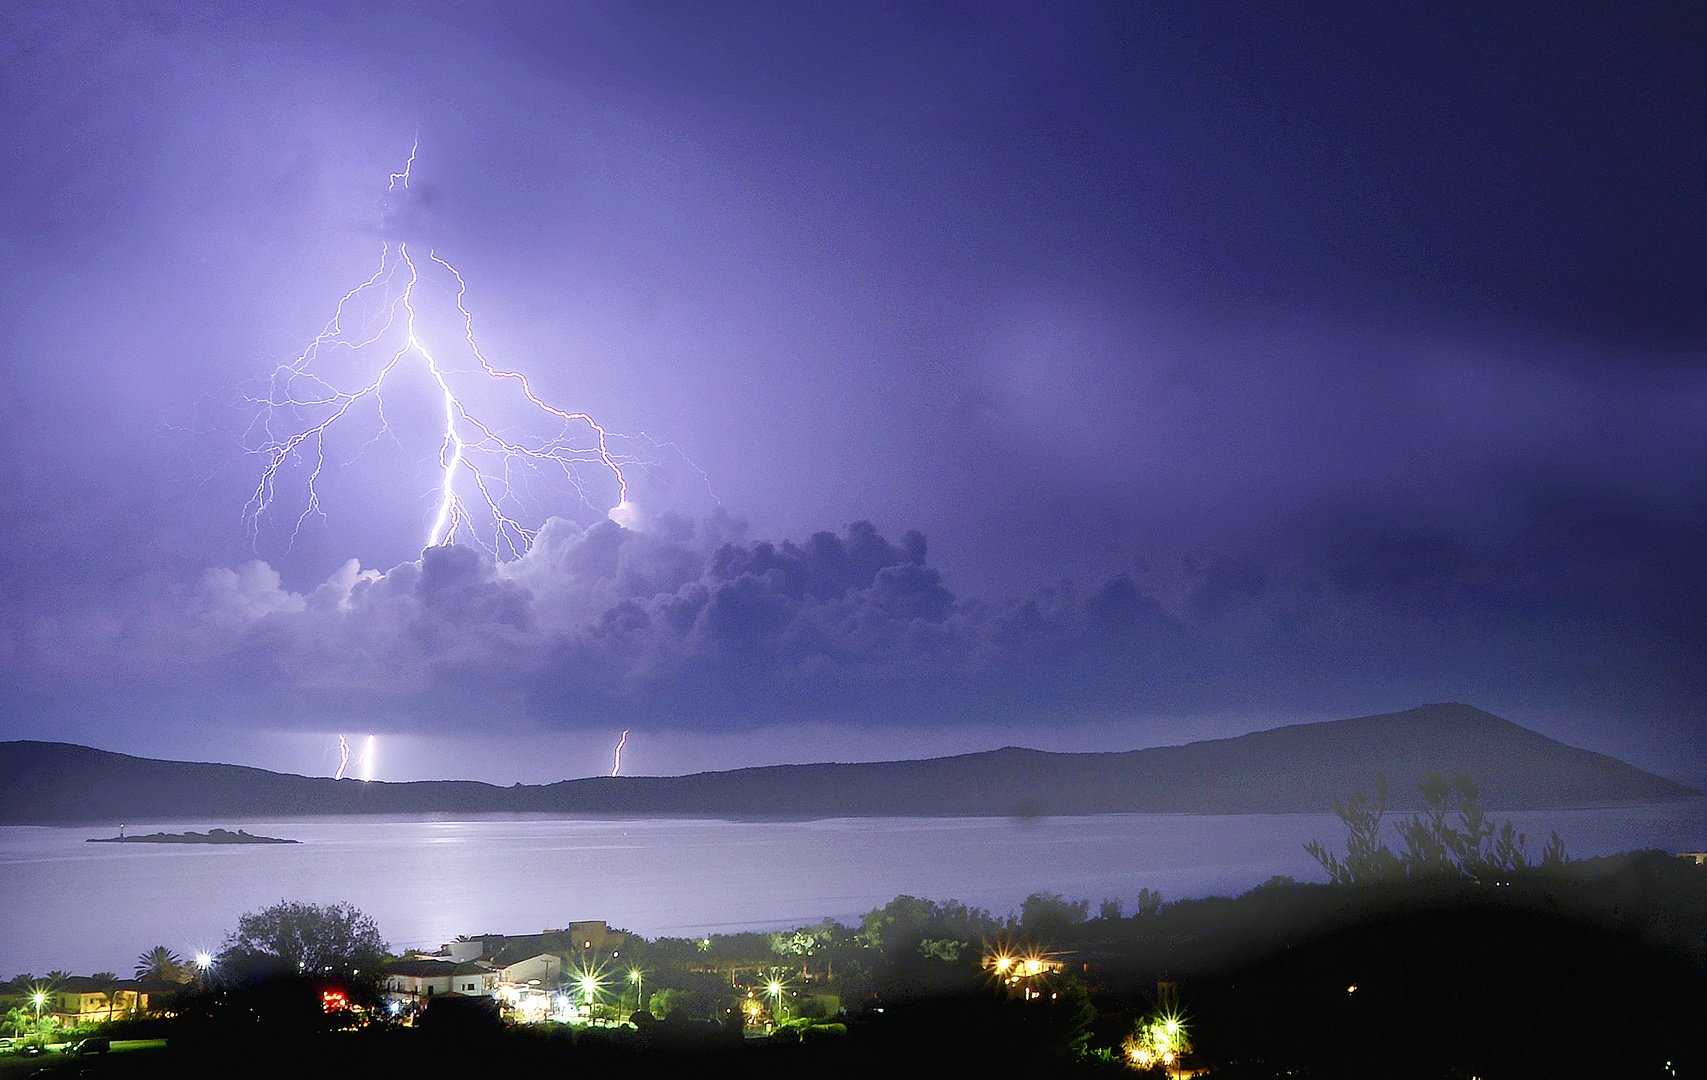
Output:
top-left (5, 508), bottom-right (1699, 752)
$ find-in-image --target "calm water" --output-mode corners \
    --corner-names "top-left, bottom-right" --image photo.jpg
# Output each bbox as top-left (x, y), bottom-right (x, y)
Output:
top-left (3, 801), bottom-right (1702, 976)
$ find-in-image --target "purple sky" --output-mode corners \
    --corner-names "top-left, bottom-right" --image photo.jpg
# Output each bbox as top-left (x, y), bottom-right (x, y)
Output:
top-left (1, 2), bottom-right (1702, 787)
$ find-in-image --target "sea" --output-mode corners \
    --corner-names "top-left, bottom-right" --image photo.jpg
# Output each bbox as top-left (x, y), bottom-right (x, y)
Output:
top-left (2, 801), bottom-right (1703, 977)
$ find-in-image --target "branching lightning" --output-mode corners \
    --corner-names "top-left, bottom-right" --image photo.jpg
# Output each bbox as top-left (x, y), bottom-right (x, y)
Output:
top-left (335, 734), bottom-right (351, 780)
top-left (240, 139), bottom-right (678, 558)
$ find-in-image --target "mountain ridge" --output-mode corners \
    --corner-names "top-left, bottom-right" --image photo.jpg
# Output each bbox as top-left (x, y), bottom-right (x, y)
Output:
top-left (0, 703), bottom-right (1696, 823)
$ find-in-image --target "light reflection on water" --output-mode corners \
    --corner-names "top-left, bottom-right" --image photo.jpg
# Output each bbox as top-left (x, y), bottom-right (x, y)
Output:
top-left (1, 800), bottom-right (1701, 976)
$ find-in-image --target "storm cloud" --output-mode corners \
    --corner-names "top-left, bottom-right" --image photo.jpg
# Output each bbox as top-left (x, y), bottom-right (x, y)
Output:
top-left (1, 2), bottom-right (1703, 783)
top-left (4, 507), bottom-right (1698, 772)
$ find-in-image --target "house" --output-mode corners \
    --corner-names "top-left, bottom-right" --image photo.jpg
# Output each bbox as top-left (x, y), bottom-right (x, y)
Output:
top-left (386, 959), bottom-right (495, 1004)
top-left (487, 949), bottom-right (561, 988)
top-left (36, 978), bottom-right (149, 1026)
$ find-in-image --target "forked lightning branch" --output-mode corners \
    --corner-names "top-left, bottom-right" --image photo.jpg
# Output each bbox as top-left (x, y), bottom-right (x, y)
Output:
top-left (241, 141), bottom-right (650, 559)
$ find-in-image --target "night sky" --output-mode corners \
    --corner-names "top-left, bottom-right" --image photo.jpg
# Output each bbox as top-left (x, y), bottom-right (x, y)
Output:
top-left (2, 2), bottom-right (1702, 787)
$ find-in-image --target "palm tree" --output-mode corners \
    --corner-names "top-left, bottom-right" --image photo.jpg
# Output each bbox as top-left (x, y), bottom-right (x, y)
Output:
top-left (89, 972), bottom-right (119, 1024)
top-left (134, 946), bottom-right (184, 983)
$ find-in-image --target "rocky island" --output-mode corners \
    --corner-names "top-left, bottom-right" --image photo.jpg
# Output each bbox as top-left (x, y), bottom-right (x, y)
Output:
top-left (87, 827), bottom-right (298, 844)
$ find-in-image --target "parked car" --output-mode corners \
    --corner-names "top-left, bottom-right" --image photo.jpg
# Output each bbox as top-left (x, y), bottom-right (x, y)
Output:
top-left (71, 1037), bottom-right (111, 1056)
top-left (0, 1036), bottom-right (15, 1052)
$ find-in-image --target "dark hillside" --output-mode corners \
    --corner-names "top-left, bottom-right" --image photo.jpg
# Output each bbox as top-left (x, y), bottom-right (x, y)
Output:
top-left (1, 703), bottom-right (1695, 823)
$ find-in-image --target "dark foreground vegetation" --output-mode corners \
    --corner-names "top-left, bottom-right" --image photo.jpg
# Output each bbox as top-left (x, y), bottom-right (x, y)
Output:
top-left (6, 776), bottom-right (1704, 1078)
top-left (8, 854), bottom-right (1701, 1080)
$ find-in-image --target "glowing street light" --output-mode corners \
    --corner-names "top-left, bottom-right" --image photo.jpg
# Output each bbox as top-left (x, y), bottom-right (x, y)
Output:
top-left (763, 971), bottom-right (791, 1023)
top-left (628, 968), bottom-right (644, 1014)
top-left (31, 990), bottom-right (45, 1038)
top-left (572, 962), bottom-right (606, 1022)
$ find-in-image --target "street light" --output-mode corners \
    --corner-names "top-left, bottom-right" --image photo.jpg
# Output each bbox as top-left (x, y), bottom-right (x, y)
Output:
top-left (628, 969), bottom-right (644, 1014)
top-left (574, 966), bottom-right (605, 1023)
top-left (31, 990), bottom-right (45, 1038)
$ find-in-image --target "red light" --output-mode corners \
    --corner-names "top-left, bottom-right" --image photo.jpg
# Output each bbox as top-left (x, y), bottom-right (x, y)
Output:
top-left (321, 990), bottom-right (349, 1012)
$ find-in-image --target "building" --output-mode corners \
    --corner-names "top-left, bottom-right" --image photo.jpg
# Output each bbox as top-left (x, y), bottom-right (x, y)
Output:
top-left (385, 959), bottom-right (495, 1005)
top-left (442, 921), bottom-right (632, 963)
top-left (393, 921), bottom-right (633, 1020)
top-left (18, 978), bottom-right (150, 1026)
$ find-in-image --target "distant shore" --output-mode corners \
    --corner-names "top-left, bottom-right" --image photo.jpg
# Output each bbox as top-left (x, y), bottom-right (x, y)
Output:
top-left (88, 827), bottom-right (299, 845)
top-left (8, 705), bottom-right (1699, 824)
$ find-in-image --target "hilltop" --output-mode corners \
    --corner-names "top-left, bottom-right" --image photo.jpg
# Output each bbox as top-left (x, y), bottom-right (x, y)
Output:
top-left (0, 704), bottom-right (1696, 824)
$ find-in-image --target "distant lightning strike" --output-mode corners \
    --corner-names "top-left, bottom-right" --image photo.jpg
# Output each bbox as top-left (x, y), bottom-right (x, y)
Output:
top-left (334, 733), bottom-right (377, 782)
top-left (241, 140), bottom-right (654, 558)
top-left (611, 729), bottom-right (629, 777)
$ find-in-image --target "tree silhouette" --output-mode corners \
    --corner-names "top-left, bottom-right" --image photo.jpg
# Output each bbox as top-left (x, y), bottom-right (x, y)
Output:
top-left (221, 900), bottom-right (387, 985)
top-left (1306, 771), bottom-right (1567, 885)
top-left (88, 972), bottom-right (120, 1023)
top-left (134, 946), bottom-right (184, 983)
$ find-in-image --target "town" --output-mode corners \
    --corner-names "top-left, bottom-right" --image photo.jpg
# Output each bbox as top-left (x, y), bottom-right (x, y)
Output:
top-left (4, 842), bottom-right (1704, 1077)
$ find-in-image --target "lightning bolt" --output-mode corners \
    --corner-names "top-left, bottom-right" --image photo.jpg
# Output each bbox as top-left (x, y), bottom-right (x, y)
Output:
top-left (611, 729), bottom-right (629, 777)
top-left (335, 734), bottom-right (351, 780)
top-left (239, 138), bottom-right (684, 558)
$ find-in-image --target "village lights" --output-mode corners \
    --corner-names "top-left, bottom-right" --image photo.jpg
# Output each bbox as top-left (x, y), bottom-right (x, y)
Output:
top-left (1123, 1008), bottom-right (1190, 1074)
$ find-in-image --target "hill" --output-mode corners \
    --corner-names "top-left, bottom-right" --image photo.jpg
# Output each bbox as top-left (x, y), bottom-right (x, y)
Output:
top-left (0, 704), bottom-right (1696, 824)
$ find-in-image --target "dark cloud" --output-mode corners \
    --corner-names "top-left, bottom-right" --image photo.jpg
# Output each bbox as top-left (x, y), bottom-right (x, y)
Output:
top-left (3, 513), bottom-right (1696, 758)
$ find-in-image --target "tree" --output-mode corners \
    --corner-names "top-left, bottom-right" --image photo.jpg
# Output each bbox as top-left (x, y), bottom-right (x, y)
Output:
top-left (89, 973), bottom-right (119, 1023)
top-left (860, 895), bottom-right (1000, 961)
top-left (221, 900), bottom-right (388, 982)
top-left (135, 946), bottom-right (185, 983)
top-left (1306, 771), bottom-right (1567, 886)
top-left (1018, 892), bottom-right (1090, 939)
